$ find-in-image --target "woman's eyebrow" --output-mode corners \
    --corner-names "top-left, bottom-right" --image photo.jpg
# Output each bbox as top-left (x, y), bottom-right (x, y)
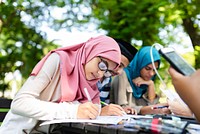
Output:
top-left (146, 65), bottom-right (159, 70)
top-left (146, 65), bottom-right (152, 69)
top-left (102, 58), bottom-right (117, 70)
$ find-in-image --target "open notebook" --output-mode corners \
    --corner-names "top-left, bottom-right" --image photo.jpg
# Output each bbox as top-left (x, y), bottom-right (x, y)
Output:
top-left (40, 114), bottom-right (152, 126)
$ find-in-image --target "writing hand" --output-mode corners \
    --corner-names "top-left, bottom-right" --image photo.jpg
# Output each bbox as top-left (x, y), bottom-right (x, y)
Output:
top-left (100, 104), bottom-right (125, 116)
top-left (77, 102), bottom-right (99, 119)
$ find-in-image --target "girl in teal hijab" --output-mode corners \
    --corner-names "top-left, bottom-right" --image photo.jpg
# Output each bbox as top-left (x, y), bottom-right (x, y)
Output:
top-left (124, 46), bottom-right (160, 99)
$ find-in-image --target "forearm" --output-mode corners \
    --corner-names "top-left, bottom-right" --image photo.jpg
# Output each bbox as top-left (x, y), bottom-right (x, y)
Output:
top-left (140, 106), bottom-right (154, 115)
top-left (147, 81), bottom-right (156, 102)
top-left (10, 66), bottom-right (80, 120)
top-left (11, 97), bottom-right (80, 120)
top-left (140, 104), bottom-right (171, 115)
top-left (176, 84), bottom-right (200, 121)
top-left (171, 76), bottom-right (199, 121)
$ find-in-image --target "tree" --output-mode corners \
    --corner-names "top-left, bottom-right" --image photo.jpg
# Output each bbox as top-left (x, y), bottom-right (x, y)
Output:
top-left (162, 0), bottom-right (200, 68)
top-left (0, 1), bottom-right (58, 96)
top-left (88, 0), bottom-right (200, 66)
top-left (1, 0), bottom-right (200, 96)
top-left (39, 0), bottom-right (199, 65)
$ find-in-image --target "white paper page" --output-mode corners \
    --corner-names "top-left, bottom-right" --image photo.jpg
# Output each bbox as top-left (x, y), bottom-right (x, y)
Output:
top-left (161, 89), bottom-right (188, 108)
top-left (187, 123), bottom-right (200, 133)
top-left (123, 114), bottom-right (153, 119)
top-left (40, 116), bottom-right (124, 126)
top-left (162, 89), bottom-right (178, 101)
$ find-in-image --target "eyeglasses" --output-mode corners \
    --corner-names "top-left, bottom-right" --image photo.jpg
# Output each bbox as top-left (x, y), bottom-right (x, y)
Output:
top-left (119, 63), bottom-right (125, 68)
top-left (98, 57), bottom-right (117, 77)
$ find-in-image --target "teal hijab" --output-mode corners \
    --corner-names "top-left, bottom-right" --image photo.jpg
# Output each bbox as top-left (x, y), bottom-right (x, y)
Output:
top-left (124, 46), bottom-right (160, 99)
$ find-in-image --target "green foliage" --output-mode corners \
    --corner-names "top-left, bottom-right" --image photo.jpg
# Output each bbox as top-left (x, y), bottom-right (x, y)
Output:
top-left (194, 46), bottom-right (200, 68)
top-left (0, 1), bottom-right (58, 95)
top-left (1, 0), bottom-right (200, 97)
top-left (90, 0), bottom-right (167, 45)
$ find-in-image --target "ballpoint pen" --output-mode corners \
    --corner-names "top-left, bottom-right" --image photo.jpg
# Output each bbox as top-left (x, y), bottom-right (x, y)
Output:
top-left (151, 106), bottom-right (168, 110)
top-left (84, 87), bottom-right (92, 102)
top-left (84, 88), bottom-right (101, 116)
top-left (100, 101), bottom-right (108, 106)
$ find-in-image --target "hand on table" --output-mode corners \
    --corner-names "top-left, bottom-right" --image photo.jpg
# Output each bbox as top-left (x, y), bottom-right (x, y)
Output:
top-left (123, 106), bottom-right (137, 115)
top-left (140, 103), bottom-right (171, 115)
top-left (151, 103), bottom-right (171, 114)
top-left (77, 102), bottom-right (99, 119)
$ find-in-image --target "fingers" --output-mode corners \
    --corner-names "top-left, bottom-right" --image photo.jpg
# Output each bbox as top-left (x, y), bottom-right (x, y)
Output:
top-left (150, 104), bottom-right (171, 114)
top-left (161, 108), bottom-right (171, 114)
top-left (152, 107), bottom-right (171, 114)
top-left (109, 105), bottom-right (124, 116)
top-left (100, 104), bottom-right (125, 116)
top-left (109, 104), bottom-right (124, 111)
top-left (83, 108), bottom-right (98, 119)
top-left (168, 67), bottom-right (183, 79)
top-left (88, 104), bottom-right (99, 119)
top-left (132, 77), bottom-right (151, 86)
top-left (123, 107), bottom-right (137, 115)
top-left (77, 102), bottom-right (100, 119)
top-left (132, 77), bottom-right (143, 86)
top-left (134, 109), bottom-right (138, 115)
top-left (127, 109), bottom-right (136, 115)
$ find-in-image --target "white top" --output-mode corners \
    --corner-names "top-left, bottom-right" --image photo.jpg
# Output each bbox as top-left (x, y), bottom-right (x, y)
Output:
top-left (0, 53), bottom-right (80, 134)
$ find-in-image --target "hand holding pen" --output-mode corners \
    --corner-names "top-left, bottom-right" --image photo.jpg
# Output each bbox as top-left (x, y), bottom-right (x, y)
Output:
top-left (77, 88), bottom-right (100, 119)
top-left (151, 105), bottom-right (169, 110)
top-left (100, 101), bottom-right (128, 116)
top-left (150, 103), bottom-right (171, 115)
top-left (101, 101), bottom-right (137, 115)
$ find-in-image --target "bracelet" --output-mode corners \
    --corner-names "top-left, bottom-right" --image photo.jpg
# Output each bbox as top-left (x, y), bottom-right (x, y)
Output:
top-left (148, 96), bottom-right (155, 100)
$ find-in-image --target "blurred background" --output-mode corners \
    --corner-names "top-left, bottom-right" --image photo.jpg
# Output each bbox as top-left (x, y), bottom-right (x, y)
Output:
top-left (0, 0), bottom-right (199, 100)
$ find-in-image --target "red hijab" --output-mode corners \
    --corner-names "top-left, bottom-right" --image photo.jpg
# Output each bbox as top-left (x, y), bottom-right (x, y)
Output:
top-left (31, 35), bottom-right (121, 103)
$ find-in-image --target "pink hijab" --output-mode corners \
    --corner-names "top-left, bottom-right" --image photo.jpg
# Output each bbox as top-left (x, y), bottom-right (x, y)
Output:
top-left (31, 35), bottom-right (121, 103)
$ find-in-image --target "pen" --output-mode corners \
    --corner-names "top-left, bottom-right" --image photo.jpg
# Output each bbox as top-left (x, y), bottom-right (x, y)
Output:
top-left (84, 87), bottom-right (92, 102)
top-left (100, 101), bottom-right (108, 106)
top-left (100, 101), bottom-right (127, 115)
top-left (151, 106), bottom-right (168, 110)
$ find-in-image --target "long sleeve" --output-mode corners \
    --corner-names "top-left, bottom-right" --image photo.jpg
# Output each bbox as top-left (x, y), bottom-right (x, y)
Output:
top-left (111, 71), bottom-right (129, 105)
top-left (111, 71), bottom-right (159, 114)
top-left (10, 53), bottom-right (79, 120)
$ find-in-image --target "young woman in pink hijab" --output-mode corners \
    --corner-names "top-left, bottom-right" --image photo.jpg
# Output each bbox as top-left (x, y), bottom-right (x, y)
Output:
top-left (0, 35), bottom-right (121, 133)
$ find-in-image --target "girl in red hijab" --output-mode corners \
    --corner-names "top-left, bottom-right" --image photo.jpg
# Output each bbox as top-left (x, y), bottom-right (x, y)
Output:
top-left (0, 35), bottom-right (121, 133)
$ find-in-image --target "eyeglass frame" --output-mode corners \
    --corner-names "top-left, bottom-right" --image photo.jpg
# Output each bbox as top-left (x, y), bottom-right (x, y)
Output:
top-left (98, 56), bottom-right (118, 77)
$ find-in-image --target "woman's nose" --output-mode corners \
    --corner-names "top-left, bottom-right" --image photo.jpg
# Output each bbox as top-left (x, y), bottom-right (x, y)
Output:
top-left (150, 70), bottom-right (155, 76)
top-left (97, 70), bottom-right (105, 78)
top-left (116, 68), bottom-right (123, 75)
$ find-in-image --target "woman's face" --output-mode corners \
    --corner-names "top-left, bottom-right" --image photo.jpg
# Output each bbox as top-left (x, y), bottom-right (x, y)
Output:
top-left (84, 57), bottom-right (118, 81)
top-left (114, 55), bottom-right (130, 75)
top-left (140, 61), bottom-right (159, 80)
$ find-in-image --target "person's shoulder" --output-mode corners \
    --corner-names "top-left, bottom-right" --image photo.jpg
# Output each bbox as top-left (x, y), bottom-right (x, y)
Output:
top-left (45, 53), bottom-right (61, 64)
top-left (43, 53), bottom-right (60, 71)
top-left (49, 53), bottom-right (60, 60)
top-left (119, 70), bottom-right (127, 78)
